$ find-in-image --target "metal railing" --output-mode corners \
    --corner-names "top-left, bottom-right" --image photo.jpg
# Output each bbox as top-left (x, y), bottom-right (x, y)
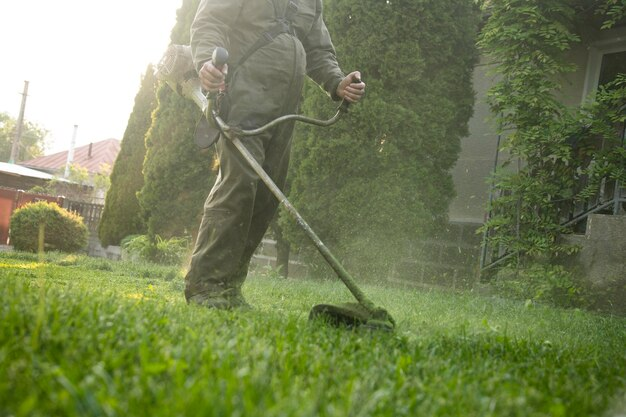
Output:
top-left (479, 118), bottom-right (625, 274)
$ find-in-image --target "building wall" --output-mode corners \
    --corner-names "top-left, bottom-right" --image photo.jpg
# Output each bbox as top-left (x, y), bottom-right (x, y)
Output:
top-left (449, 26), bottom-right (626, 225)
top-left (440, 26), bottom-right (626, 286)
top-left (448, 58), bottom-right (499, 224)
top-left (389, 221), bottom-right (483, 289)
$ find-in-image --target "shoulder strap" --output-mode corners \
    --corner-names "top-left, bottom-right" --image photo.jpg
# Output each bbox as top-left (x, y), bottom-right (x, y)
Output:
top-left (234, 0), bottom-right (299, 70)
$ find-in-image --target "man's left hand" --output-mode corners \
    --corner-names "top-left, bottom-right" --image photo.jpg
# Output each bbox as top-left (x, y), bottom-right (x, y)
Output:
top-left (336, 71), bottom-right (365, 103)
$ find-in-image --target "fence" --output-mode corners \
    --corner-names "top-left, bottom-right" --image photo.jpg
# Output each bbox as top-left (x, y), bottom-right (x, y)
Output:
top-left (62, 200), bottom-right (104, 233)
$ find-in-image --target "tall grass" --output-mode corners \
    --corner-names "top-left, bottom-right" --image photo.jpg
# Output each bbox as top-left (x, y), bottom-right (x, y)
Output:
top-left (1, 251), bottom-right (625, 417)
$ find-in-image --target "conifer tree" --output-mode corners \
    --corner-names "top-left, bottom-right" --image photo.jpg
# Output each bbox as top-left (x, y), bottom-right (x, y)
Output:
top-left (283, 0), bottom-right (481, 279)
top-left (98, 65), bottom-right (157, 247)
top-left (138, 0), bottom-right (217, 239)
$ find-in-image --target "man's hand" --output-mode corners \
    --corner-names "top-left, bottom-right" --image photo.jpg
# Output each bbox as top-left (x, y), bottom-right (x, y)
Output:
top-left (199, 61), bottom-right (228, 92)
top-left (336, 71), bottom-right (365, 103)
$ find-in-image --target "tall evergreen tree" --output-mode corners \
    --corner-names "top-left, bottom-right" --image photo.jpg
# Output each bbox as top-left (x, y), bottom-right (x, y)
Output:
top-left (138, 0), bottom-right (217, 239)
top-left (98, 65), bottom-right (157, 247)
top-left (283, 0), bottom-right (481, 279)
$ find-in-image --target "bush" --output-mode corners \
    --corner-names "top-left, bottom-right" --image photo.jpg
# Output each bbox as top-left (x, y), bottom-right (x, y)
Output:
top-left (492, 264), bottom-right (589, 309)
top-left (9, 201), bottom-right (88, 253)
top-left (121, 234), bottom-right (190, 265)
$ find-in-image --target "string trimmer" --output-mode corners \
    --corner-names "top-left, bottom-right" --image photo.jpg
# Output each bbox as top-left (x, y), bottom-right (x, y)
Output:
top-left (156, 45), bottom-right (395, 331)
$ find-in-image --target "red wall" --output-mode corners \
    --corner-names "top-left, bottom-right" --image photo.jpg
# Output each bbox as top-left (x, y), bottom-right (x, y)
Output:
top-left (0, 189), bottom-right (15, 245)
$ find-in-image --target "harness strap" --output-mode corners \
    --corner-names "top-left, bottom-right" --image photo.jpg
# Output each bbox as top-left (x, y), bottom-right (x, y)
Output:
top-left (234, 0), bottom-right (299, 70)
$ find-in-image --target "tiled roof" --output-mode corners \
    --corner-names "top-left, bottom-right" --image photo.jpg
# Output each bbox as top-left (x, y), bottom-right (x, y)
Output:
top-left (20, 138), bottom-right (120, 175)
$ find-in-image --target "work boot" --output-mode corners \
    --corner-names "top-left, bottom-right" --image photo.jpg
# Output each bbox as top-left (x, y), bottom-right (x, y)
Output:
top-left (187, 288), bottom-right (252, 311)
top-left (226, 289), bottom-right (253, 310)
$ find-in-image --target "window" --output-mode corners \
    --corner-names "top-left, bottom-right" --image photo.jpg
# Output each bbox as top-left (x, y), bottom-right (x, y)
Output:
top-left (598, 50), bottom-right (626, 87)
top-left (582, 36), bottom-right (626, 101)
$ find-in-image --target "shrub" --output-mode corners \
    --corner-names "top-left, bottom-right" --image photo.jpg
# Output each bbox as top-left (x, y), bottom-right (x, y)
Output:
top-left (9, 201), bottom-right (88, 253)
top-left (121, 234), bottom-right (190, 265)
top-left (492, 264), bottom-right (589, 309)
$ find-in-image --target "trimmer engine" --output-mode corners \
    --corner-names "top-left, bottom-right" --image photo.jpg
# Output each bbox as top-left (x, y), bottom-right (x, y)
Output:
top-left (155, 44), bottom-right (208, 112)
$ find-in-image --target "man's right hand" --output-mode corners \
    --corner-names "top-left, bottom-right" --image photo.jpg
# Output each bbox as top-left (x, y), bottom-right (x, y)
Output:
top-left (199, 61), bottom-right (228, 92)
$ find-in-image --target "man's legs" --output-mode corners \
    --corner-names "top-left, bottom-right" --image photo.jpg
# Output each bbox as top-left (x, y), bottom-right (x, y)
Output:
top-left (231, 120), bottom-right (296, 284)
top-left (184, 120), bottom-right (294, 307)
top-left (184, 131), bottom-right (266, 306)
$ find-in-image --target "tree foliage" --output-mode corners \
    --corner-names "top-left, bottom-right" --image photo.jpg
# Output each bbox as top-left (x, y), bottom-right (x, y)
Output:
top-left (478, 0), bottom-right (581, 260)
top-left (283, 0), bottom-right (481, 279)
top-left (571, 75), bottom-right (626, 205)
top-left (0, 112), bottom-right (47, 163)
top-left (98, 66), bottom-right (158, 247)
top-left (138, 0), bottom-right (217, 239)
top-left (478, 0), bottom-right (626, 269)
top-left (597, 0), bottom-right (626, 28)
top-left (35, 163), bottom-right (112, 204)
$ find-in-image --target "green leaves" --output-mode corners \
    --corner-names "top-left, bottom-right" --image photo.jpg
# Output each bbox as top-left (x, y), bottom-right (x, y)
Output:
top-left (479, 0), bottom-right (579, 134)
top-left (138, 87), bottom-right (216, 239)
top-left (479, 0), bottom-right (626, 271)
top-left (0, 112), bottom-right (48, 163)
top-left (597, 0), bottom-right (626, 29)
top-left (284, 0), bottom-right (481, 280)
top-left (122, 234), bottom-right (191, 265)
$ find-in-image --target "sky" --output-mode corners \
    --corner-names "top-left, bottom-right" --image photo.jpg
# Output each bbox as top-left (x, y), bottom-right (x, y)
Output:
top-left (0, 0), bottom-right (181, 154)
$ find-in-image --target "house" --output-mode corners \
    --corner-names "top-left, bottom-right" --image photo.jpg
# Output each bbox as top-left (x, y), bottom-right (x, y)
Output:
top-left (19, 138), bottom-right (120, 203)
top-left (441, 17), bottom-right (625, 285)
top-left (450, 23), bottom-right (626, 227)
top-left (20, 138), bottom-right (120, 177)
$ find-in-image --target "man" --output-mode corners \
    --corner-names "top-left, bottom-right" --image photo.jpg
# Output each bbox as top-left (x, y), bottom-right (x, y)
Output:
top-left (185, 0), bottom-right (365, 309)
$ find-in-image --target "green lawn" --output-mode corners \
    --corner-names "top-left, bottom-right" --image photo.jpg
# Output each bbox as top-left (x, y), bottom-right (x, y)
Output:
top-left (1, 251), bottom-right (625, 417)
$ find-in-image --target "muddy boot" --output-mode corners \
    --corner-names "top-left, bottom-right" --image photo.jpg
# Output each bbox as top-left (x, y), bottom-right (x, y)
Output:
top-left (187, 288), bottom-right (252, 311)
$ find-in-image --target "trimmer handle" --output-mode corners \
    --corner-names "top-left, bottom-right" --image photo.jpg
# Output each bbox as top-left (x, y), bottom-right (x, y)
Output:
top-left (212, 47), bottom-right (229, 69)
top-left (206, 47), bottom-right (229, 102)
top-left (210, 60), bottom-right (361, 136)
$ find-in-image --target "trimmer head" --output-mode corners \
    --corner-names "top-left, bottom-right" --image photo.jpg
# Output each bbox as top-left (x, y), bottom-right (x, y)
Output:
top-left (309, 303), bottom-right (395, 331)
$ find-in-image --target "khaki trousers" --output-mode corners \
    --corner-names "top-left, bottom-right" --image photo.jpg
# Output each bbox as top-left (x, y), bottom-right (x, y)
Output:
top-left (185, 35), bottom-right (306, 300)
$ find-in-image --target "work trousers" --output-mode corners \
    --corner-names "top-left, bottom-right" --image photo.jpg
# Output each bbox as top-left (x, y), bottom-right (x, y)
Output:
top-left (185, 35), bottom-right (306, 300)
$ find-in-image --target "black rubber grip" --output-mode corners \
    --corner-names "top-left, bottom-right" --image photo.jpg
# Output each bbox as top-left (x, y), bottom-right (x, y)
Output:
top-left (212, 47), bottom-right (229, 68)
